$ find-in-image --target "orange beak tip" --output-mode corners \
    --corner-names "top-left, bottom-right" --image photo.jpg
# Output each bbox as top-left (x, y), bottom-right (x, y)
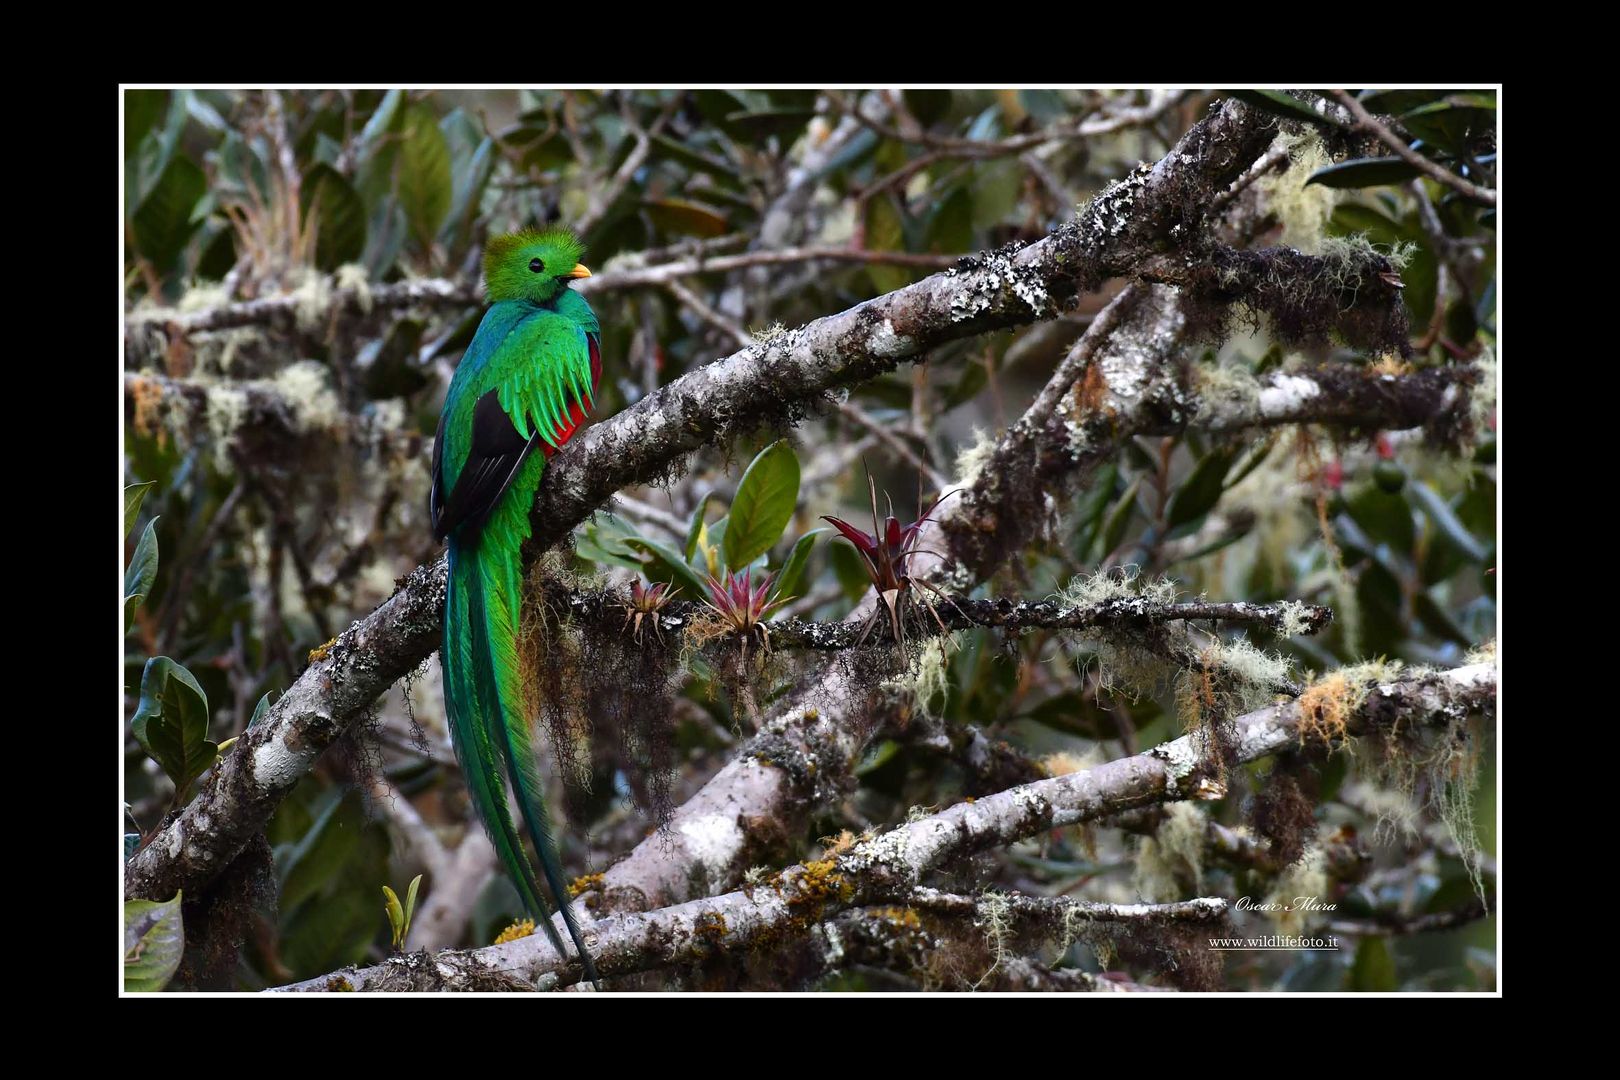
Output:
top-left (568, 263), bottom-right (593, 279)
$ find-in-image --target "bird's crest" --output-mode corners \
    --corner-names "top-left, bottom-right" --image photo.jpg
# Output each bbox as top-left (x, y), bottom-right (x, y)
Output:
top-left (484, 228), bottom-right (589, 304)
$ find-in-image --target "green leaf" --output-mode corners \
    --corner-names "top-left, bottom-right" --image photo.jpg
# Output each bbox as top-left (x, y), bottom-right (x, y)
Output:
top-left (125, 482), bottom-right (156, 538)
top-left (1357, 89), bottom-right (1449, 115)
top-left (854, 739), bottom-right (901, 777)
top-left (277, 788), bottom-right (357, 911)
top-left (440, 136), bottom-right (494, 259)
top-left (813, 128), bottom-right (879, 182)
top-left (864, 194), bottom-right (911, 295)
top-left (125, 833), bottom-right (142, 861)
top-left (1414, 589), bottom-right (1471, 646)
top-left (969, 159), bottom-right (1022, 230)
top-left (721, 108), bottom-right (816, 141)
top-left (1165, 447), bottom-right (1239, 534)
top-left (1399, 101), bottom-right (1494, 155)
top-left (1072, 463), bottom-right (1118, 560)
top-left (383, 884), bottom-right (406, 949)
top-left (1224, 435), bottom-right (1275, 492)
top-left (1228, 90), bottom-right (1335, 127)
top-left (772, 528), bottom-right (825, 603)
top-left (644, 198), bottom-right (730, 238)
top-left (576, 524), bottom-right (645, 571)
top-left (626, 538), bottom-right (711, 602)
top-left (1408, 482), bottom-right (1489, 563)
top-left (131, 656), bottom-right (217, 797)
top-left (361, 317), bottom-right (428, 400)
top-left (354, 89), bottom-right (405, 207)
top-left (1307, 157), bottom-right (1423, 190)
top-left (301, 164), bottom-right (367, 271)
top-left (214, 131), bottom-right (272, 207)
top-left (701, 518), bottom-right (729, 577)
top-left (132, 154), bottom-right (206, 273)
top-left (362, 203), bottom-right (409, 280)
top-left (404, 873), bottom-right (423, 931)
top-left (124, 90), bottom-right (169, 157)
top-left (1098, 478), bottom-right (1141, 559)
top-left (249, 691), bottom-right (273, 728)
top-left (829, 540), bottom-right (874, 603)
top-left (125, 516), bottom-right (160, 633)
top-left (1348, 937), bottom-right (1398, 991)
top-left (685, 493), bottom-right (715, 563)
top-left (904, 90), bottom-right (952, 127)
top-left (927, 185), bottom-right (974, 254)
top-left (358, 89), bottom-right (404, 155)
top-left (124, 892), bottom-right (185, 992)
top-left (398, 104), bottom-right (453, 251)
top-left (724, 440), bottom-right (801, 572)
top-left (1345, 481), bottom-right (1416, 555)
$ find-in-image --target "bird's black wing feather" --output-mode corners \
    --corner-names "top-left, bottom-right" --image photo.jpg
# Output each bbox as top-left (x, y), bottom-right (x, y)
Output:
top-left (431, 390), bottom-right (541, 542)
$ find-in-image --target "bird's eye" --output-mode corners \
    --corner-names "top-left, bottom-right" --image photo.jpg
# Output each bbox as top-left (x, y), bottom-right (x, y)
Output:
top-left (528, 258), bottom-right (545, 274)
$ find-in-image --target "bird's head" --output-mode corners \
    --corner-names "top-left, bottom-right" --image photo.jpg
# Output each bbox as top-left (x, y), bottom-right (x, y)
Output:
top-left (483, 228), bottom-right (591, 305)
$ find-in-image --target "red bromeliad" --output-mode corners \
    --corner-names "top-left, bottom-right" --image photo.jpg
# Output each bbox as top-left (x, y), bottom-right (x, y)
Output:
top-left (623, 579), bottom-right (676, 644)
top-left (702, 568), bottom-right (791, 652)
top-left (822, 476), bottom-right (958, 647)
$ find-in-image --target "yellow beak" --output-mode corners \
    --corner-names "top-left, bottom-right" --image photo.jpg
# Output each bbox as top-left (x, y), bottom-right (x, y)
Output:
top-left (566, 263), bottom-right (592, 279)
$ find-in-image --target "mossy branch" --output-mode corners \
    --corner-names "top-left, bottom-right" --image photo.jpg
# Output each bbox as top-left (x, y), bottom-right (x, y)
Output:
top-left (271, 663), bottom-right (1493, 991)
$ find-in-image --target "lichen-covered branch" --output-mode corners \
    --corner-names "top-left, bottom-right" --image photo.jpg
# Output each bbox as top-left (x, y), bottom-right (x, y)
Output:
top-left (547, 580), bottom-right (1331, 651)
top-left (275, 662), bottom-right (1493, 991)
top-left (123, 246), bottom-right (961, 361)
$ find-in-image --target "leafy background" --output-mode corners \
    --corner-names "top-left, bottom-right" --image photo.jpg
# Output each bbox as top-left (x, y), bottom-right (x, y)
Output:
top-left (124, 89), bottom-right (1496, 991)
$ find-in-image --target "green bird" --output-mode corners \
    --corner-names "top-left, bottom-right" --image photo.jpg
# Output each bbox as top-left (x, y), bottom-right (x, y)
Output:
top-left (430, 228), bottom-right (602, 983)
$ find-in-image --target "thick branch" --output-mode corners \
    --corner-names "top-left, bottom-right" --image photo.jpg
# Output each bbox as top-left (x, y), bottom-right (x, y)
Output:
top-left (275, 663), bottom-right (1493, 990)
top-left (553, 585), bottom-right (1332, 651)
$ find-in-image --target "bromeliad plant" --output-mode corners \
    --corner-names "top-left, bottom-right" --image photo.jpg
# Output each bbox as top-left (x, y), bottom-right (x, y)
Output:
top-left (823, 476), bottom-right (958, 648)
top-left (580, 439), bottom-right (823, 645)
top-left (701, 567), bottom-right (792, 654)
top-left (622, 579), bottom-right (677, 644)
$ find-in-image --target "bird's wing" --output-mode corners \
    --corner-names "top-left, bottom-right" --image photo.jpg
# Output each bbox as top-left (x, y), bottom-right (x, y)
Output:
top-left (431, 389), bottom-right (538, 542)
top-left (497, 309), bottom-right (602, 455)
top-left (431, 309), bottom-right (601, 542)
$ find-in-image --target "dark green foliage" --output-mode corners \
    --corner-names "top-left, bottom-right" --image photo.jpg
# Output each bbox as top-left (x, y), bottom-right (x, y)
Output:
top-left (124, 88), bottom-right (1496, 993)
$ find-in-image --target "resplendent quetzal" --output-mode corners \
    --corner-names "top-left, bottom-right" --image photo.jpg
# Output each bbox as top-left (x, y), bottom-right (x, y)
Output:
top-left (430, 228), bottom-right (602, 982)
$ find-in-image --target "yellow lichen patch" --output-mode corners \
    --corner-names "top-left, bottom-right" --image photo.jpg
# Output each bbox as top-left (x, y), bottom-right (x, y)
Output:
top-left (128, 374), bottom-right (168, 443)
top-left (873, 906), bottom-right (922, 931)
top-left (693, 910), bottom-right (728, 945)
top-left (788, 858), bottom-right (854, 913)
top-left (1369, 354), bottom-right (1412, 378)
top-left (818, 830), bottom-right (859, 858)
top-left (493, 919), bottom-right (535, 945)
top-left (568, 872), bottom-right (605, 898)
top-left (308, 637), bottom-right (338, 663)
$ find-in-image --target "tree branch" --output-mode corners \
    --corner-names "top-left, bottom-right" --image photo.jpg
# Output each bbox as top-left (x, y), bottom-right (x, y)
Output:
top-left (273, 663), bottom-right (1493, 990)
top-left (1329, 90), bottom-right (1496, 207)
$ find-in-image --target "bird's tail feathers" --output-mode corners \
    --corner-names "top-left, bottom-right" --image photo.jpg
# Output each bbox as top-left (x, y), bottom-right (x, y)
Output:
top-left (445, 539), bottom-right (599, 984)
